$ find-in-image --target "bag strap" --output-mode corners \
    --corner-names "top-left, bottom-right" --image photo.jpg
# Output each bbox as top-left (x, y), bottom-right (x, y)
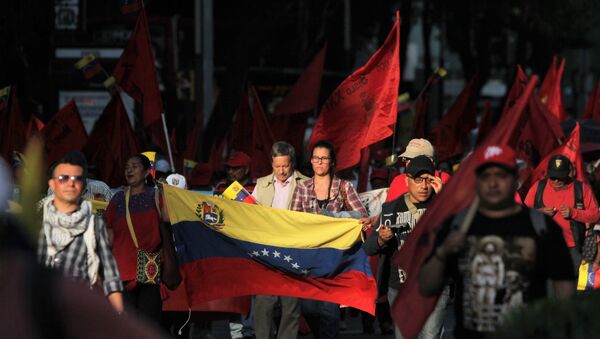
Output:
top-left (574, 180), bottom-right (584, 209)
top-left (403, 193), bottom-right (422, 223)
top-left (529, 208), bottom-right (547, 236)
top-left (534, 179), bottom-right (547, 209)
top-left (124, 189), bottom-right (139, 249)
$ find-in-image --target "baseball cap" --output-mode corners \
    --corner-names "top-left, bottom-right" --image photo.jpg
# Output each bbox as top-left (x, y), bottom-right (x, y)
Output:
top-left (225, 151), bottom-right (251, 168)
top-left (474, 145), bottom-right (517, 173)
top-left (400, 138), bottom-right (434, 159)
top-left (547, 155), bottom-right (571, 180)
top-left (166, 173), bottom-right (187, 189)
top-left (155, 159), bottom-right (171, 173)
top-left (406, 155), bottom-right (435, 177)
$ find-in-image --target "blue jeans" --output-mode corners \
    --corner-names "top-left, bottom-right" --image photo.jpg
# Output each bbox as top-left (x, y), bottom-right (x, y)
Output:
top-left (301, 299), bottom-right (339, 339)
top-left (387, 286), bottom-right (449, 339)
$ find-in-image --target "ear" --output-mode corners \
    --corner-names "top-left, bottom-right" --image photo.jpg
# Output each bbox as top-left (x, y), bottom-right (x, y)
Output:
top-left (48, 178), bottom-right (55, 193)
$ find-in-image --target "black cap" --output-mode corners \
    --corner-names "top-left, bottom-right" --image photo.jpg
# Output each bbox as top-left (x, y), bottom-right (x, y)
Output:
top-left (406, 155), bottom-right (435, 178)
top-left (547, 155), bottom-right (571, 180)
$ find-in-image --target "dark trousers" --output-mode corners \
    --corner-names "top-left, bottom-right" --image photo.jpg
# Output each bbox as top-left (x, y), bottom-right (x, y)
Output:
top-left (254, 295), bottom-right (300, 339)
top-left (301, 299), bottom-right (339, 339)
top-left (124, 283), bottom-right (163, 326)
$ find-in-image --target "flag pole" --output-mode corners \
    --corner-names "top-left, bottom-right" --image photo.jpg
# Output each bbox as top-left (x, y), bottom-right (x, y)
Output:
top-left (161, 112), bottom-right (176, 171)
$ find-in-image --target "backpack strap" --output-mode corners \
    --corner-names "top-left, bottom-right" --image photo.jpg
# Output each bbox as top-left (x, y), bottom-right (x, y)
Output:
top-left (534, 179), bottom-right (548, 209)
top-left (574, 180), bottom-right (584, 209)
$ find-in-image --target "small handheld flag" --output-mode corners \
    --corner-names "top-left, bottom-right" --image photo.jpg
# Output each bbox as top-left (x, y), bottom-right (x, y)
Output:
top-left (222, 181), bottom-right (258, 205)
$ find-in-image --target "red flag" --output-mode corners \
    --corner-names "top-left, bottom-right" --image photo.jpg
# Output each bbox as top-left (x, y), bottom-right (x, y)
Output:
top-left (524, 122), bottom-right (585, 187)
top-left (475, 101), bottom-right (494, 145)
top-left (429, 76), bottom-right (479, 161)
top-left (539, 56), bottom-right (567, 122)
top-left (270, 111), bottom-right (310, 161)
top-left (42, 100), bottom-right (88, 166)
top-left (25, 115), bottom-right (44, 139)
top-left (230, 91), bottom-right (253, 156)
top-left (274, 44), bottom-right (326, 115)
top-left (113, 9), bottom-right (163, 127)
top-left (410, 95), bottom-right (428, 139)
top-left (308, 13), bottom-right (400, 171)
top-left (248, 86), bottom-right (275, 178)
top-left (83, 95), bottom-right (140, 187)
top-left (392, 76), bottom-right (540, 339)
top-left (584, 80), bottom-right (600, 121)
top-left (0, 87), bottom-right (26, 160)
top-left (501, 65), bottom-right (528, 115)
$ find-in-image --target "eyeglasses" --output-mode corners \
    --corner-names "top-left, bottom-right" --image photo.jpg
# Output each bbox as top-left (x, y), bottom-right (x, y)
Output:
top-left (54, 175), bottom-right (84, 184)
top-left (408, 176), bottom-right (433, 184)
top-left (311, 156), bottom-right (332, 163)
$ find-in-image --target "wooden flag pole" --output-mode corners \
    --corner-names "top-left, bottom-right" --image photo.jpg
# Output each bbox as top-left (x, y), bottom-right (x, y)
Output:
top-left (161, 112), bottom-right (176, 171)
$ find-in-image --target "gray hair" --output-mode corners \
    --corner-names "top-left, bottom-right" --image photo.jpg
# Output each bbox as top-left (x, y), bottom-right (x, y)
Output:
top-left (271, 141), bottom-right (295, 166)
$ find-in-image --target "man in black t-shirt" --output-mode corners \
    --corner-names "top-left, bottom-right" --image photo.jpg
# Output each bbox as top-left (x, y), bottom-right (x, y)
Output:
top-left (419, 145), bottom-right (575, 338)
top-left (365, 155), bottom-right (443, 339)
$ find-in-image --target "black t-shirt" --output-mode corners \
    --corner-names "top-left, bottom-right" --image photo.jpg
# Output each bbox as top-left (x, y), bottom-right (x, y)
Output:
top-left (378, 197), bottom-right (429, 290)
top-left (435, 208), bottom-right (574, 338)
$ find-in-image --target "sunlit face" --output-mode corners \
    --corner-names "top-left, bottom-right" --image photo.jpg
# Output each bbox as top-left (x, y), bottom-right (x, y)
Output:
top-left (49, 164), bottom-right (85, 205)
top-left (311, 147), bottom-right (333, 177)
top-left (125, 157), bottom-right (149, 187)
top-left (272, 155), bottom-right (293, 183)
top-left (476, 166), bottom-right (517, 209)
top-left (405, 172), bottom-right (433, 203)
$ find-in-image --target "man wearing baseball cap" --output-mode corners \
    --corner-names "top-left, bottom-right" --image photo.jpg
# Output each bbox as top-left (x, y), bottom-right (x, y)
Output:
top-left (386, 138), bottom-right (451, 202)
top-left (524, 154), bottom-right (600, 270)
top-left (214, 150), bottom-right (256, 196)
top-left (365, 155), bottom-right (444, 339)
top-left (420, 145), bottom-right (575, 338)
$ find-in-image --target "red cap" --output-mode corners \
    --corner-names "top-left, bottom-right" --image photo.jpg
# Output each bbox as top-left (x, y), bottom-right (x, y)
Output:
top-left (224, 151), bottom-right (251, 168)
top-left (475, 145), bottom-right (517, 173)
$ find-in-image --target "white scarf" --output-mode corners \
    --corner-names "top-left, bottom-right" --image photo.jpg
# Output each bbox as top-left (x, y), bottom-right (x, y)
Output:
top-left (42, 196), bottom-right (100, 285)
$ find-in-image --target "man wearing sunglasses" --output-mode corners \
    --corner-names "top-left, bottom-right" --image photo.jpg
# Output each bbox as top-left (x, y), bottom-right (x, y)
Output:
top-left (524, 154), bottom-right (600, 271)
top-left (365, 155), bottom-right (444, 339)
top-left (38, 151), bottom-right (125, 314)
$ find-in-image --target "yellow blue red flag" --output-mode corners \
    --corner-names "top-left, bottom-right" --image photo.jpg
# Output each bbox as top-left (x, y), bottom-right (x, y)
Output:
top-left (162, 185), bottom-right (377, 314)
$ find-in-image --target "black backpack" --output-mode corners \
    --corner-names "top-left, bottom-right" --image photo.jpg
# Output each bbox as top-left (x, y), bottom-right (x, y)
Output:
top-left (534, 178), bottom-right (586, 252)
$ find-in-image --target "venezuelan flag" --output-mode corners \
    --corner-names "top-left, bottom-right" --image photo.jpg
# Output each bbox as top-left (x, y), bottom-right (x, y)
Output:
top-left (162, 185), bottom-right (377, 314)
top-left (74, 54), bottom-right (103, 79)
top-left (222, 181), bottom-right (257, 204)
top-left (577, 261), bottom-right (600, 291)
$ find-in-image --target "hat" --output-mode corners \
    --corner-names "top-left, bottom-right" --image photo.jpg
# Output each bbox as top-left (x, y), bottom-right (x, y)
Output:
top-left (155, 159), bottom-right (171, 173)
top-left (406, 155), bottom-right (435, 177)
top-left (475, 145), bottom-right (517, 173)
top-left (400, 138), bottom-right (434, 159)
top-left (225, 151), bottom-right (251, 168)
top-left (547, 155), bottom-right (571, 179)
top-left (370, 168), bottom-right (388, 181)
top-left (166, 173), bottom-right (187, 189)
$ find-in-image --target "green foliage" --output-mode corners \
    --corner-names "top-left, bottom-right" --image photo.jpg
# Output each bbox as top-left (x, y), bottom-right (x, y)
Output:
top-left (493, 291), bottom-right (600, 339)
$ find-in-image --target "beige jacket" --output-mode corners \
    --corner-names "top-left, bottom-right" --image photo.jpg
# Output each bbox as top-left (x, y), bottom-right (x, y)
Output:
top-left (253, 170), bottom-right (309, 208)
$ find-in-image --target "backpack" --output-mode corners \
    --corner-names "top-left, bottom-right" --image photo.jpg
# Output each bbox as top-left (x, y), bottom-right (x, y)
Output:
top-left (534, 178), bottom-right (586, 253)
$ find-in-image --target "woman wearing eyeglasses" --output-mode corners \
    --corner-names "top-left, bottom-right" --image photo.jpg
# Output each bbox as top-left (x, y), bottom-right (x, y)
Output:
top-left (290, 140), bottom-right (368, 339)
top-left (104, 154), bottom-right (164, 325)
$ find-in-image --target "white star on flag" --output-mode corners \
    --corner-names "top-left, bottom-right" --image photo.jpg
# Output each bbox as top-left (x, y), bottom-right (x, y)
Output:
top-left (292, 262), bottom-right (300, 269)
top-left (273, 250), bottom-right (281, 258)
top-left (261, 249), bottom-right (270, 256)
top-left (283, 255), bottom-right (292, 262)
top-left (301, 269), bottom-right (309, 275)
top-left (252, 251), bottom-right (260, 257)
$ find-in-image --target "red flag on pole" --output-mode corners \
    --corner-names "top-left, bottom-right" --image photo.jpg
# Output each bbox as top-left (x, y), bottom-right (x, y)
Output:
top-left (113, 9), bottom-right (163, 127)
top-left (83, 94), bottom-right (140, 187)
top-left (308, 12), bottom-right (401, 171)
top-left (429, 75), bottom-right (480, 161)
top-left (248, 85), bottom-right (275, 178)
top-left (230, 91), bottom-right (253, 156)
top-left (501, 65), bottom-right (528, 115)
top-left (392, 76), bottom-right (540, 339)
top-left (539, 56), bottom-right (567, 122)
top-left (274, 44), bottom-right (326, 115)
top-left (475, 101), bottom-right (494, 145)
top-left (42, 100), bottom-right (88, 166)
top-left (583, 80), bottom-right (600, 121)
top-left (0, 87), bottom-right (26, 160)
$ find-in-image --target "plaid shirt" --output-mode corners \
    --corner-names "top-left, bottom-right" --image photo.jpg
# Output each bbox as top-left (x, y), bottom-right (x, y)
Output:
top-left (38, 213), bottom-right (123, 295)
top-left (291, 176), bottom-right (367, 217)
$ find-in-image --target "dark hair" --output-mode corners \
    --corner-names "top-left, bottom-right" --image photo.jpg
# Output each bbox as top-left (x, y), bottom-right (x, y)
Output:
top-left (311, 140), bottom-right (336, 174)
top-left (50, 151), bottom-right (88, 182)
top-left (271, 141), bottom-right (296, 166)
top-left (127, 154), bottom-right (155, 187)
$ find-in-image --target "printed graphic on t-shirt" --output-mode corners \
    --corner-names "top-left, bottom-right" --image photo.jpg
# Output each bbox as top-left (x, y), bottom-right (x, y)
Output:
top-left (458, 234), bottom-right (536, 333)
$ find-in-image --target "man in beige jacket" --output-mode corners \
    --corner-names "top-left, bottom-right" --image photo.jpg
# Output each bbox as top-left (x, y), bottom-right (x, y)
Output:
top-left (252, 141), bottom-right (308, 339)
